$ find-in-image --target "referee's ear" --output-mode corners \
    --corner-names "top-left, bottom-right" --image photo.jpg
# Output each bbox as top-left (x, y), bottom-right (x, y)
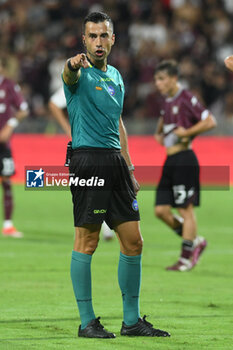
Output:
top-left (82, 35), bottom-right (86, 47)
top-left (111, 34), bottom-right (115, 46)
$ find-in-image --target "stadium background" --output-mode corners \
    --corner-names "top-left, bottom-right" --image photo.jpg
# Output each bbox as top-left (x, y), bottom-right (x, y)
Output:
top-left (1, 0), bottom-right (233, 136)
top-left (1, 1), bottom-right (233, 349)
top-left (0, 0), bottom-right (232, 183)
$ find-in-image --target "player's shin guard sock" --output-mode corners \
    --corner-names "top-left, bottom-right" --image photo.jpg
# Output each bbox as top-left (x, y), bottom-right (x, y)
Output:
top-left (173, 215), bottom-right (184, 237)
top-left (174, 226), bottom-right (183, 236)
top-left (70, 251), bottom-right (96, 330)
top-left (2, 180), bottom-right (13, 221)
top-left (118, 252), bottom-right (141, 326)
top-left (181, 239), bottom-right (194, 259)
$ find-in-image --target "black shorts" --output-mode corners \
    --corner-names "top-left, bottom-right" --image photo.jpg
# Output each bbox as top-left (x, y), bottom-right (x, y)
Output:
top-left (0, 144), bottom-right (15, 177)
top-left (156, 150), bottom-right (200, 208)
top-left (69, 148), bottom-right (140, 228)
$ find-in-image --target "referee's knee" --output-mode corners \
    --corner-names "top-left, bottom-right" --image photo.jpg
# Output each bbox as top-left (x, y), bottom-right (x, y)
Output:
top-left (76, 236), bottom-right (100, 255)
top-left (125, 236), bottom-right (143, 256)
top-left (135, 236), bottom-right (143, 254)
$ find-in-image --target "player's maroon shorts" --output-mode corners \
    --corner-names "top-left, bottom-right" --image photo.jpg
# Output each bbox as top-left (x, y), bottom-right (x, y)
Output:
top-left (155, 149), bottom-right (200, 208)
top-left (69, 148), bottom-right (140, 228)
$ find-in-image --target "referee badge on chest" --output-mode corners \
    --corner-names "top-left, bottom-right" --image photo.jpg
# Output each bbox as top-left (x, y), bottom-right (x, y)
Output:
top-left (108, 85), bottom-right (115, 96)
top-left (172, 106), bottom-right (179, 114)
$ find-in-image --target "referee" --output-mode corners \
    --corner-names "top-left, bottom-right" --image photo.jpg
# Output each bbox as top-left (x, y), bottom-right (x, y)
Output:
top-left (62, 12), bottom-right (170, 338)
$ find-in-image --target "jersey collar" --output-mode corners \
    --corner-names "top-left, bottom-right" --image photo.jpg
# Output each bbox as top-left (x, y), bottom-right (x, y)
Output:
top-left (165, 84), bottom-right (183, 102)
top-left (86, 56), bottom-right (108, 72)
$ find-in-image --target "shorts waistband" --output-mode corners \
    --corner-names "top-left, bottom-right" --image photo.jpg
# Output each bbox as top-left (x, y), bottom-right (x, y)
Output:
top-left (167, 149), bottom-right (194, 159)
top-left (73, 147), bottom-right (121, 153)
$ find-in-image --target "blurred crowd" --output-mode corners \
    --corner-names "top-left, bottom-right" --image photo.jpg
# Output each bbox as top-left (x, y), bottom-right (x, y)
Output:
top-left (1, 0), bottom-right (233, 133)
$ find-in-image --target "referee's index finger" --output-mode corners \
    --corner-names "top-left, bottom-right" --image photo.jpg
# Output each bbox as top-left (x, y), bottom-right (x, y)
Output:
top-left (80, 54), bottom-right (90, 68)
top-left (72, 53), bottom-right (85, 62)
top-left (80, 53), bottom-right (86, 60)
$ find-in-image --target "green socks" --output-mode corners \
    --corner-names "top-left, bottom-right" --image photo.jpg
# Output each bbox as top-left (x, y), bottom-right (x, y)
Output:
top-left (70, 251), bottom-right (95, 329)
top-left (71, 250), bottom-right (142, 329)
top-left (118, 252), bottom-right (141, 326)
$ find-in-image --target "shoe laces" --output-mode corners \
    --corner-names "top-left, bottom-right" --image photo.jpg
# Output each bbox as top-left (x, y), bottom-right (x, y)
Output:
top-left (95, 317), bottom-right (104, 330)
top-left (142, 315), bottom-right (168, 336)
top-left (142, 315), bottom-right (153, 328)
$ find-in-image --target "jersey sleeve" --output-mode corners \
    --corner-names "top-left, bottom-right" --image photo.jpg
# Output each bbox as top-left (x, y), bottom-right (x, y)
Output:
top-left (9, 82), bottom-right (28, 111)
top-left (120, 75), bottom-right (125, 95)
top-left (61, 71), bottom-right (81, 106)
top-left (117, 71), bottom-right (125, 114)
top-left (184, 91), bottom-right (209, 122)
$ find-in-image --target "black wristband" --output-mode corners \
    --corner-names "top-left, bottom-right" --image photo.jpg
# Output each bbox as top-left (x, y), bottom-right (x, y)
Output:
top-left (67, 59), bottom-right (80, 72)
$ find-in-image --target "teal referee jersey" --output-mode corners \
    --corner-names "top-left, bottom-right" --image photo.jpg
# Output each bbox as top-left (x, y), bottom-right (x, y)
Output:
top-left (63, 64), bottom-right (125, 149)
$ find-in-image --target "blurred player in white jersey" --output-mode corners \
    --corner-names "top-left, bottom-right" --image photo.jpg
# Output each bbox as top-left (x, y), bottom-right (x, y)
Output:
top-left (49, 87), bottom-right (114, 240)
top-left (0, 57), bottom-right (29, 238)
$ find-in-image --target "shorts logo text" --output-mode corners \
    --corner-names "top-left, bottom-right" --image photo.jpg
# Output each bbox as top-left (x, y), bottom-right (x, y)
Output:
top-left (93, 209), bottom-right (107, 214)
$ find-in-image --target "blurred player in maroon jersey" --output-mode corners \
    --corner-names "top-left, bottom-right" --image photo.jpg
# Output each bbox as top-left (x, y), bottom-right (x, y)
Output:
top-left (0, 57), bottom-right (29, 238)
top-left (153, 60), bottom-right (216, 271)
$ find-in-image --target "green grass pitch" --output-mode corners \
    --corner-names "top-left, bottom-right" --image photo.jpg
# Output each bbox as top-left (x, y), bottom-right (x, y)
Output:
top-left (0, 185), bottom-right (233, 349)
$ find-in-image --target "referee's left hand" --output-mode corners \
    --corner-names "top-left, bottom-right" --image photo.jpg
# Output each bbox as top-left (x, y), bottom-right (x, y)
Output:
top-left (130, 172), bottom-right (140, 194)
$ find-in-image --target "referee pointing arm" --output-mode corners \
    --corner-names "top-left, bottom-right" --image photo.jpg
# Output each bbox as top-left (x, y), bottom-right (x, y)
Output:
top-left (62, 12), bottom-right (170, 339)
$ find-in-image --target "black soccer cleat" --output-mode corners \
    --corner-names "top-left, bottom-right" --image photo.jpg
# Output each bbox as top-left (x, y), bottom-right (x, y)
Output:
top-left (120, 315), bottom-right (170, 337)
top-left (78, 317), bottom-right (116, 338)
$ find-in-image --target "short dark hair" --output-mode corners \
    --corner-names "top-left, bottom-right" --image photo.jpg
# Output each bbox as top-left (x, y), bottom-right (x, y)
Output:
top-left (83, 12), bottom-right (114, 33)
top-left (155, 59), bottom-right (179, 77)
